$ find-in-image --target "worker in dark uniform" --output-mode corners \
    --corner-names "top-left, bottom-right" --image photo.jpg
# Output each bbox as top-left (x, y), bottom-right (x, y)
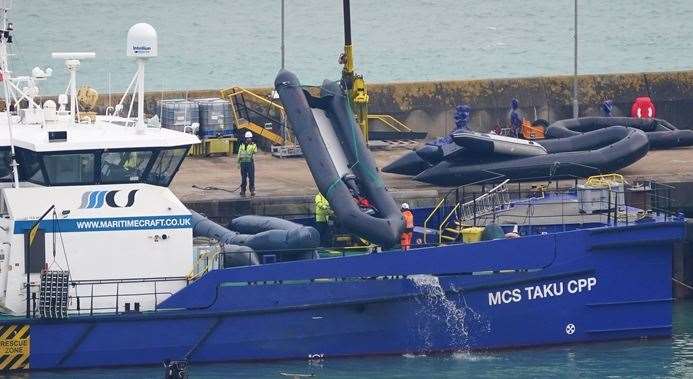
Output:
top-left (508, 98), bottom-right (523, 138)
top-left (601, 100), bottom-right (614, 117)
top-left (238, 131), bottom-right (257, 197)
top-left (400, 203), bottom-right (414, 251)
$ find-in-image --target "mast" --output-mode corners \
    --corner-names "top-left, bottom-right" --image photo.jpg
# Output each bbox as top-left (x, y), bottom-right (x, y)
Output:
top-left (0, 1), bottom-right (19, 188)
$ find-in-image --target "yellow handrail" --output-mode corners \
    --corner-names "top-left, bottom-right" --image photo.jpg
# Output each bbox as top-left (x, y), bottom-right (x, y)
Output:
top-left (220, 87), bottom-right (286, 112)
top-left (422, 189), bottom-right (460, 245)
top-left (367, 114), bottom-right (412, 132)
top-left (221, 86), bottom-right (293, 145)
top-left (227, 93), bottom-right (243, 132)
top-left (438, 202), bottom-right (463, 245)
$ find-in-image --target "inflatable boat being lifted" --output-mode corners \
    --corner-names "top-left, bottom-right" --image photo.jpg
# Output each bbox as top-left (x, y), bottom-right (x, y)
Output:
top-left (275, 70), bottom-right (403, 247)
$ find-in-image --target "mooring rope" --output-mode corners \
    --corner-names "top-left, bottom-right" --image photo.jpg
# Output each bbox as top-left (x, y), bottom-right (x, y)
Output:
top-left (672, 277), bottom-right (693, 291)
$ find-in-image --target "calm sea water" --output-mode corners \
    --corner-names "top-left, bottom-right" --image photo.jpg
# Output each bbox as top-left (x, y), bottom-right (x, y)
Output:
top-left (3, 299), bottom-right (691, 378)
top-left (10, 0), bottom-right (693, 95)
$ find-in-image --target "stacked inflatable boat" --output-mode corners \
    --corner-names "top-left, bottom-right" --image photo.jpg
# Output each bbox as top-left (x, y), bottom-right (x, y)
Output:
top-left (384, 116), bottom-right (693, 187)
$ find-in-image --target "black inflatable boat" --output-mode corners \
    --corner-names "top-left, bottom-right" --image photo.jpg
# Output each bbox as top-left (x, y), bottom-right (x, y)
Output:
top-left (275, 70), bottom-right (403, 247)
top-left (414, 126), bottom-right (649, 186)
top-left (545, 117), bottom-right (693, 149)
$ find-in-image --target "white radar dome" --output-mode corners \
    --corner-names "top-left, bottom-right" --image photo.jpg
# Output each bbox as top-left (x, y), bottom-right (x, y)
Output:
top-left (127, 23), bottom-right (158, 58)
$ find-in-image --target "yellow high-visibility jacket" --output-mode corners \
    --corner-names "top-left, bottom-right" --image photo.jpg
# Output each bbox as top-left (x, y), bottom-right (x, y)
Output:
top-left (238, 143), bottom-right (257, 163)
top-left (314, 193), bottom-right (332, 223)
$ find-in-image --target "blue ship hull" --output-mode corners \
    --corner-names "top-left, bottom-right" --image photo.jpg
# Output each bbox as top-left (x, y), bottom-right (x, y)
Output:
top-left (1, 221), bottom-right (683, 370)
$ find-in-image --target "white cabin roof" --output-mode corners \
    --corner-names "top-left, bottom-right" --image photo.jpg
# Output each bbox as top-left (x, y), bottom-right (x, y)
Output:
top-left (0, 113), bottom-right (200, 152)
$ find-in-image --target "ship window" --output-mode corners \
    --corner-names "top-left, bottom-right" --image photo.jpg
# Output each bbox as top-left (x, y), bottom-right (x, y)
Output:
top-left (16, 148), bottom-right (46, 185)
top-left (101, 150), bottom-right (154, 183)
top-left (0, 148), bottom-right (12, 182)
top-left (43, 152), bottom-right (95, 185)
top-left (147, 147), bottom-right (188, 186)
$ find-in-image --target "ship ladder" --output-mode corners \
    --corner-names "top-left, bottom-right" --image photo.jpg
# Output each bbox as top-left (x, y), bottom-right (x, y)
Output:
top-left (437, 179), bottom-right (511, 244)
top-left (220, 87), bottom-right (289, 145)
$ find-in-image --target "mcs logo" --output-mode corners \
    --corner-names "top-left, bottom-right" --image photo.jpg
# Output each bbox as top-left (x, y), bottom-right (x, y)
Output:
top-left (80, 190), bottom-right (139, 209)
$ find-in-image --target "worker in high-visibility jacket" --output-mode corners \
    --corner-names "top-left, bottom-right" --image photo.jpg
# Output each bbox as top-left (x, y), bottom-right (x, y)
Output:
top-left (400, 203), bottom-right (414, 251)
top-left (238, 131), bottom-right (257, 197)
top-left (314, 192), bottom-right (334, 247)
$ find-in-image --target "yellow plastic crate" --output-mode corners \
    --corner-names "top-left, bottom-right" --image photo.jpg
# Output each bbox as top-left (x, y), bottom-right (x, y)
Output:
top-left (461, 227), bottom-right (485, 243)
top-left (206, 138), bottom-right (234, 156)
top-left (189, 138), bottom-right (236, 157)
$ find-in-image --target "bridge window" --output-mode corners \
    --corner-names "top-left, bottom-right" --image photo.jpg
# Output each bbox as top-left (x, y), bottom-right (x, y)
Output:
top-left (101, 150), bottom-right (154, 184)
top-left (13, 145), bottom-right (190, 186)
top-left (43, 152), bottom-right (96, 185)
top-left (16, 148), bottom-right (46, 185)
top-left (147, 147), bottom-right (188, 186)
top-left (0, 148), bottom-right (11, 182)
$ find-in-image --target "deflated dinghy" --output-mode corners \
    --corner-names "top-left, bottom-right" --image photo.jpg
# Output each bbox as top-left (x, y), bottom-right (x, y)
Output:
top-left (190, 211), bottom-right (319, 263)
top-left (275, 70), bottom-right (403, 247)
top-left (546, 117), bottom-right (693, 149)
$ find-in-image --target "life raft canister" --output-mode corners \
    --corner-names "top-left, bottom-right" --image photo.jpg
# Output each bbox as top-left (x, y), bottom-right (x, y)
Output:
top-left (631, 96), bottom-right (655, 119)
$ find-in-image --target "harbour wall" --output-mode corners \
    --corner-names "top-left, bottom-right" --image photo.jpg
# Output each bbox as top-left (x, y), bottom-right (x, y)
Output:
top-left (87, 69), bottom-right (693, 137)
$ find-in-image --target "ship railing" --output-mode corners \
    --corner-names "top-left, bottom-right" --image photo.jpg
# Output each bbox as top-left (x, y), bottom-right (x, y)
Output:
top-left (367, 114), bottom-right (412, 132)
top-left (421, 169), bottom-right (678, 245)
top-left (451, 178), bottom-right (677, 234)
top-left (437, 179), bottom-right (511, 244)
top-left (57, 276), bottom-right (189, 317)
top-left (422, 173), bottom-right (506, 245)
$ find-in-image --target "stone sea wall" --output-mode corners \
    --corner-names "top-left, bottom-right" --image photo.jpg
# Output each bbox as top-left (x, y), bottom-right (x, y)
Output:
top-left (86, 69), bottom-right (693, 138)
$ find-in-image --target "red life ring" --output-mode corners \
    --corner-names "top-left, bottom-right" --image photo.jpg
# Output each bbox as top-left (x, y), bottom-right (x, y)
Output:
top-left (631, 96), bottom-right (655, 118)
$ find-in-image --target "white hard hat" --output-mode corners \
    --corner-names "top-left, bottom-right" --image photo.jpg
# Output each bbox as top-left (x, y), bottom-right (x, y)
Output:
top-left (401, 203), bottom-right (410, 210)
top-left (244, 131), bottom-right (253, 138)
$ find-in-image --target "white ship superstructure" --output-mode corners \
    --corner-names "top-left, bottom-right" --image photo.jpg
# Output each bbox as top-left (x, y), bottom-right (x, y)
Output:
top-left (0, 2), bottom-right (199, 315)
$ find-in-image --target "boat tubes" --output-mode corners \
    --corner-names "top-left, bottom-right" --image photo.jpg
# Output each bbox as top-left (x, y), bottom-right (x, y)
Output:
top-left (190, 211), bottom-right (319, 263)
top-left (382, 144), bottom-right (441, 176)
top-left (546, 117), bottom-right (693, 149)
top-left (454, 131), bottom-right (547, 156)
top-left (275, 69), bottom-right (403, 247)
top-left (414, 126), bottom-right (649, 186)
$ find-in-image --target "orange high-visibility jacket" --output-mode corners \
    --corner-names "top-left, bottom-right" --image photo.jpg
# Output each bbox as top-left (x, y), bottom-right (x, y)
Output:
top-left (402, 210), bottom-right (414, 233)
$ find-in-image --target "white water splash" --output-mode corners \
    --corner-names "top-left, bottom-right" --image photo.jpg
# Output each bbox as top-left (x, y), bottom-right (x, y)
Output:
top-left (451, 351), bottom-right (498, 362)
top-left (409, 274), bottom-right (487, 351)
top-left (402, 353), bottom-right (428, 359)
